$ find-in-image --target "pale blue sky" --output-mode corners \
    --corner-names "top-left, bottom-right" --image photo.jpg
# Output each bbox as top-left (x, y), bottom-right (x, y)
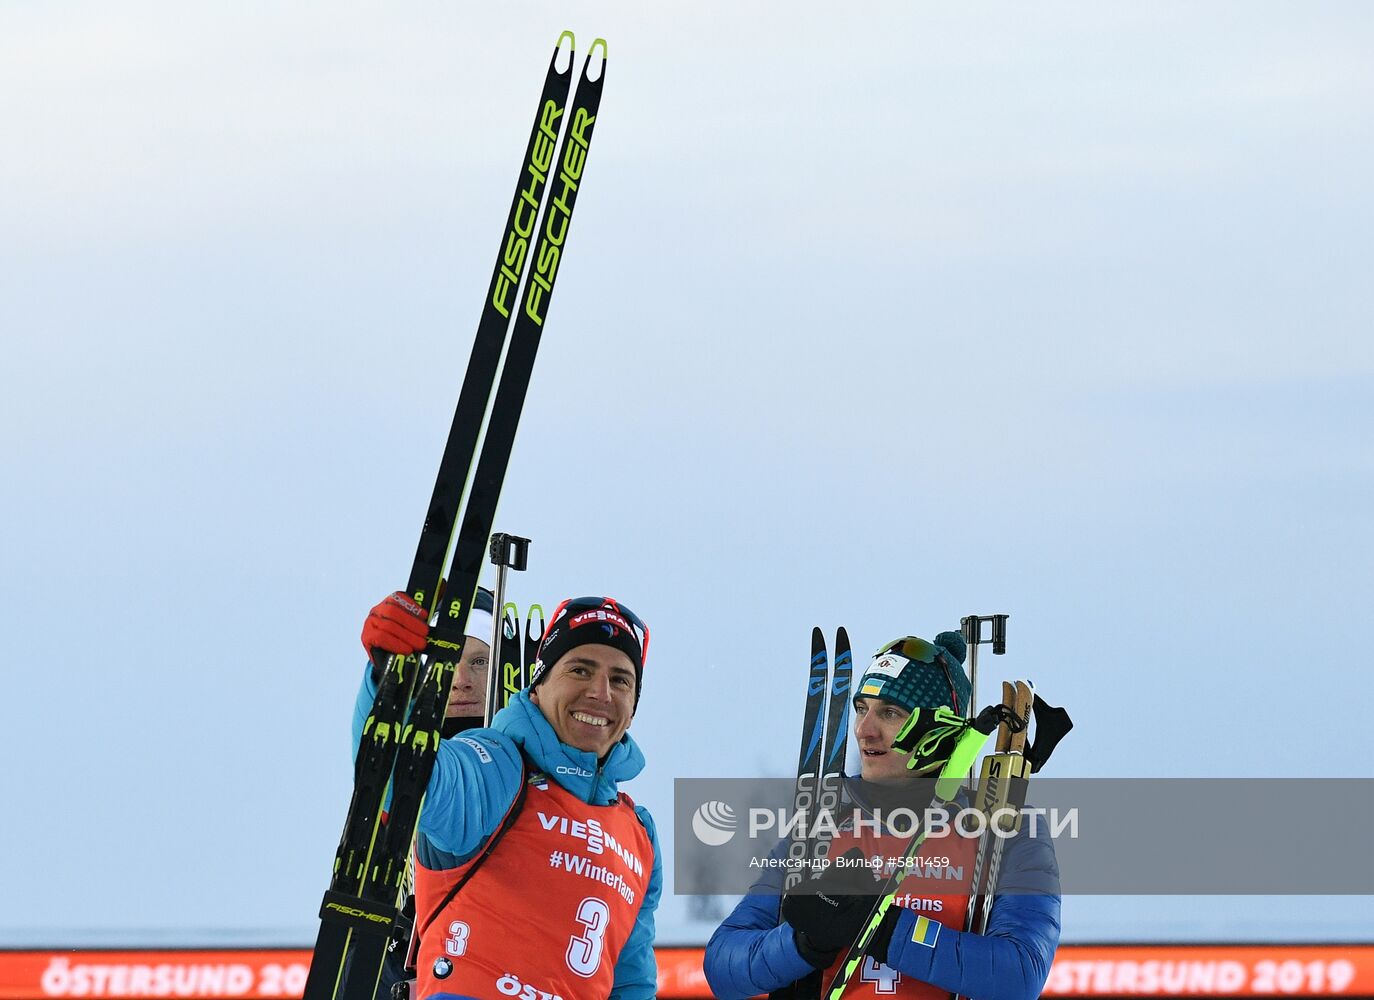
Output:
top-left (2, 2), bottom-right (1370, 944)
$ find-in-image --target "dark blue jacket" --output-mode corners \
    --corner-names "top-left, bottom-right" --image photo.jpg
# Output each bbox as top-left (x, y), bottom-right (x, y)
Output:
top-left (703, 779), bottom-right (1061, 1000)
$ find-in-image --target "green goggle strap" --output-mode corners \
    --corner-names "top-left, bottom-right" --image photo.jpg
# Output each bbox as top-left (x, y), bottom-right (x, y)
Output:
top-left (934, 722), bottom-right (994, 800)
top-left (892, 706), bottom-right (965, 763)
top-left (890, 707), bottom-right (994, 796)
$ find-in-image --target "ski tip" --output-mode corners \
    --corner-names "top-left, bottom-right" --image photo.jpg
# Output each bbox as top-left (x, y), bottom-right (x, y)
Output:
top-left (525, 609), bottom-right (546, 642)
top-left (586, 37), bottom-right (608, 82)
top-left (555, 30), bottom-right (576, 71)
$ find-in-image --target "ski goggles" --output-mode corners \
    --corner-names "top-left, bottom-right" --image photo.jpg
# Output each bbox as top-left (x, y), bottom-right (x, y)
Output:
top-left (881, 636), bottom-right (943, 664)
top-left (854, 635), bottom-right (962, 715)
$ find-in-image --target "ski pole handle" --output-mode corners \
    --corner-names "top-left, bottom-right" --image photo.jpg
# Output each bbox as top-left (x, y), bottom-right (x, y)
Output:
top-left (489, 532), bottom-right (530, 571)
top-left (487, 534), bottom-right (526, 723)
top-left (959, 613), bottom-right (1011, 716)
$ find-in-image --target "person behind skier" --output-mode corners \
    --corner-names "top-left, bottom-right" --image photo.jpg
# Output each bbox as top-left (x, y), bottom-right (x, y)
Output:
top-left (356, 587), bottom-right (497, 744)
top-left (352, 592), bottom-right (661, 1000)
top-left (704, 631), bottom-right (1061, 1000)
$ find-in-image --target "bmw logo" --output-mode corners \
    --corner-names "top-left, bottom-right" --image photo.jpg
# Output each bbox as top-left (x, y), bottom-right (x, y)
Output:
top-left (433, 958), bottom-right (452, 980)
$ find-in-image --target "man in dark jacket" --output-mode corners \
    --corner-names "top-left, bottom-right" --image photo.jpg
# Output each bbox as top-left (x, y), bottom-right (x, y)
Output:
top-left (704, 631), bottom-right (1061, 1000)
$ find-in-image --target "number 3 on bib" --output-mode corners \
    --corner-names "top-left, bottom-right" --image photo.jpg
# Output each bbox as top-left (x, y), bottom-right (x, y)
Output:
top-left (566, 897), bottom-right (610, 978)
top-left (444, 921), bottom-right (470, 957)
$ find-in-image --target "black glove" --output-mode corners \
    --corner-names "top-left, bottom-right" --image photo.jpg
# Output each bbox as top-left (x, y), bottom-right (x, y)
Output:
top-left (783, 891), bottom-right (874, 967)
top-left (781, 849), bottom-right (896, 968)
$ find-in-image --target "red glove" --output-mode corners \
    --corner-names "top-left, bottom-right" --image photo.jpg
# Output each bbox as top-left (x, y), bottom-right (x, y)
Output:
top-left (361, 591), bottom-right (429, 657)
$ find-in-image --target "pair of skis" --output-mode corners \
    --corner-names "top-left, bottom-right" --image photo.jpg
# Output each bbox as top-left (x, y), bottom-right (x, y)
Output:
top-left (490, 600), bottom-right (546, 723)
top-left (385, 535), bottom-right (547, 998)
top-left (771, 628), bottom-right (853, 1000)
top-left (302, 31), bottom-right (606, 1000)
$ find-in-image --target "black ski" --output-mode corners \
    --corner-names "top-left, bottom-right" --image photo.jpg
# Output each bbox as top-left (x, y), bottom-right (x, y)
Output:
top-left (493, 601), bottom-right (538, 716)
top-left (779, 628), bottom-right (829, 898)
top-left (824, 628), bottom-right (853, 797)
top-left (775, 627), bottom-right (853, 999)
top-left (331, 37), bottom-right (608, 1000)
top-left (497, 602), bottom-right (521, 706)
top-left (522, 604), bottom-right (546, 688)
top-left (810, 626), bottom-right (852, 876)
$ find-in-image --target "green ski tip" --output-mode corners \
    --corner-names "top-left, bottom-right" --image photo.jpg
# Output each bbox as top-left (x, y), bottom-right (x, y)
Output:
top-left (588, 37), bottom-right (608, 80)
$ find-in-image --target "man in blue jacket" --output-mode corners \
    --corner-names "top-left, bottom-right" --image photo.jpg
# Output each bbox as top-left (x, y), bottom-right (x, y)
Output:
top-left (704, 631), bottom-right (1061, 1000)
top-left (353, 592), bottom-right (662, 1000)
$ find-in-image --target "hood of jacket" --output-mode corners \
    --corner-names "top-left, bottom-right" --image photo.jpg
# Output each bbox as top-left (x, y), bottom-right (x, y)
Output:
top-left (492, 689), bottom-right (646, 805)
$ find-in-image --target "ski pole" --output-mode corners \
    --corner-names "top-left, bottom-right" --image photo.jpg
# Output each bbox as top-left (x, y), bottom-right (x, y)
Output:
top-left (485, 532), bottom-right (530, 724)
top-left (959, 613), bottom-right (1008, 720)
top-left (951, 681), bottom-right (1033, 1000)
top-left (959, 613), bottom-right (1008, 798)
top-left (969, 680), bottom-right (1032, 937)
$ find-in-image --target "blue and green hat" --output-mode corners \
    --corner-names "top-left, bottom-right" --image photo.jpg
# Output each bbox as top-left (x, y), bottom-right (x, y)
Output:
top-left (854, 632), bottom-right (971, 714)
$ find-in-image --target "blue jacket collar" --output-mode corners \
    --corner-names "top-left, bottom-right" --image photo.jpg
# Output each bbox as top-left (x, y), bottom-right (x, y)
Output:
top-left (492, 690), bottom-right (645, 804)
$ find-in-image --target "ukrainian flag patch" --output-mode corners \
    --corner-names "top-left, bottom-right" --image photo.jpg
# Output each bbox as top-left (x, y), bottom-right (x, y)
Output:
top-left (860, 681), bottom-right (885, 697)
top-left (910, 915), bottom-right (940, 948)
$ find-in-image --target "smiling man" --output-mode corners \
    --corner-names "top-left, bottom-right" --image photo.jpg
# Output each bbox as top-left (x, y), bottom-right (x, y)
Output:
top-left (349, 594), bottom-right (660, 1000)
